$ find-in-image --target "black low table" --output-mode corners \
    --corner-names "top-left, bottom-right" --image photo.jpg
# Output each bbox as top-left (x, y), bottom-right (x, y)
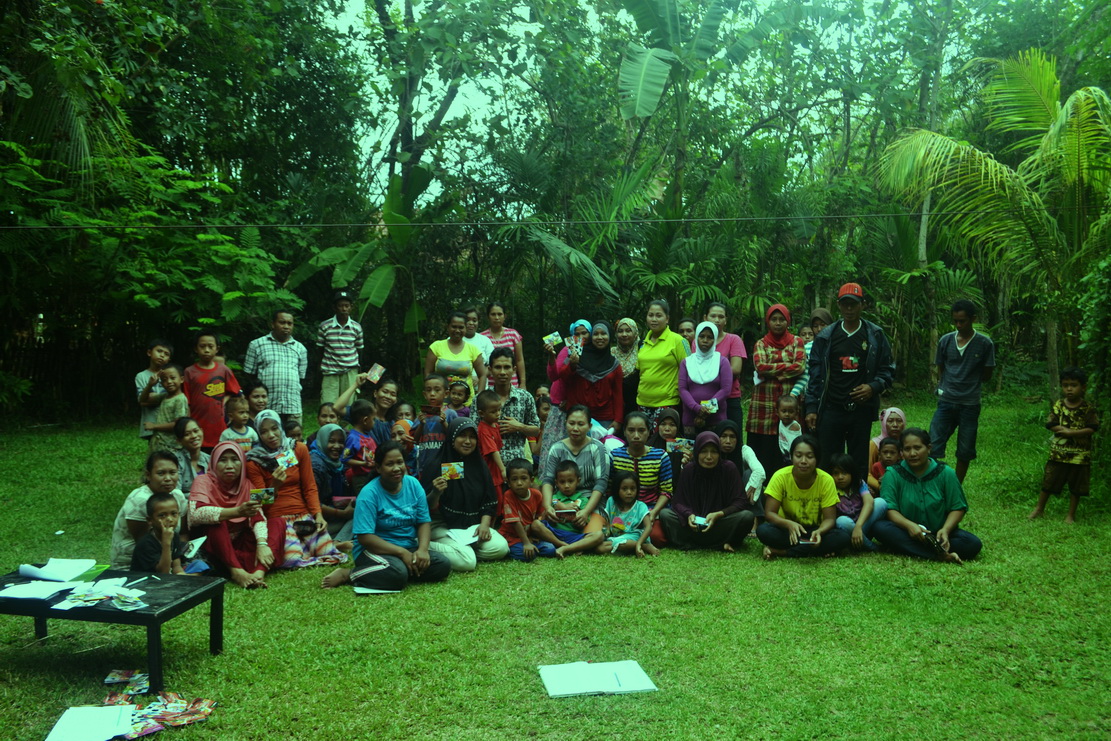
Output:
top-left (0, 569), bottom-right (225, 691)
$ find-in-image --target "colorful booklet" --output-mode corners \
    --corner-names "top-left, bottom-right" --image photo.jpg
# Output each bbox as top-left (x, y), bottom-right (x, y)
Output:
top-left (665, 438), bottom-right (694, 456)
top-left (441, 462), bottom-right (464, 480)
top-left (542, 331), bottom-right (563, 347)
top-left (367, 363), bottom-right (386, 383)
top-left (275, 448), bottom-right (298, 470)
top-left (249, 488), bottom-right (276, 505)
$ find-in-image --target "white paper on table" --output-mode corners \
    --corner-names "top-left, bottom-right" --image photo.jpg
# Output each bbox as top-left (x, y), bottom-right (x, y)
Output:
top-left (538, 660), bottom-right (658, 697)
top-left (45, 704), bottom-right (134, 741)
top-left (18, 558), bottom-right (96, 582)
top-left (0, 581), bottom-right (82, 600)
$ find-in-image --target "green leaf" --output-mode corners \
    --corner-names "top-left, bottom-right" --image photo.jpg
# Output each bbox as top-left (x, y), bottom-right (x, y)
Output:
top-left (382, 209), bottom-right (413, 246)
top-left (692, 0), bottom-right (737, 61)
top-left (359, 264), bottom-right (396, 308)
top-left (404, 300), bottom-right (426, 334)
top-left (618, 42), bottom-right (677, 119)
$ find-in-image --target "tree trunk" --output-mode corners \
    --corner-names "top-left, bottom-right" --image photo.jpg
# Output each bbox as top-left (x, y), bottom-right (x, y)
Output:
top-left (918, 192), bottom-right (939, 388)
top-left (1046, 311), bottom-right (1060, 397)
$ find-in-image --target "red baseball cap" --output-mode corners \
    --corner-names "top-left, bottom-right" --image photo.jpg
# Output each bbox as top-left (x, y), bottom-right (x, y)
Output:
top-left (838, 282), bottom-right (864, 302)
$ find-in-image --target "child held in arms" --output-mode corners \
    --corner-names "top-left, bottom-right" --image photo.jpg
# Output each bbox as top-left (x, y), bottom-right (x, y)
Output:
top-left (776, 395), bottom-right (803, 465)
top-left (141, 364), bottom-right (190, 453)
top-left (1030, 366), bottom-right (1100, 524)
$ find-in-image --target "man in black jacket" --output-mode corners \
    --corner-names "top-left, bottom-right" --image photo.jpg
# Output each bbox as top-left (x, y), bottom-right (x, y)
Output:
top-left (805, 283), bottom-right (896, 481)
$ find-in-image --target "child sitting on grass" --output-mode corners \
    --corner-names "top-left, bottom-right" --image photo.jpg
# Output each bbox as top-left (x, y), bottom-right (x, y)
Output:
top-left (1031, 366), bottom-right (1100, 524)
top-left (219, 396), bottom-right (259, 453)
top-left (546, 460), bottom-right (605, 559)
top-left (110, 451), bottom-right (187, 569)
top-left (599, 471), bottom-right (658, 557)
top-left (870, 437), bottom-right (901, 487)
top-left (499, 458), bottom-right (561, 561)
top-left (136, 338), bottom-right (172, 445)
top-left (130, 491), bottom-right (186, 574)
top-left (475, 390), bottom-right (507, 489)
top-left (447, 380), bottom-right (472, 417)
top-left (829, 453), bottom-right (886, 551)
top-left (142, 364), bottom-right (189, 453)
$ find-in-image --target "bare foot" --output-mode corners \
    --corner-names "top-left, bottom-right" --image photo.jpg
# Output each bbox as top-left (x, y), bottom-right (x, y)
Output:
top-left (229, 568), bottom-right (254, 589)
top-left (336, 540), bottom-right (353, 554)
top-left (722, 543), bottom-right (736, 554)
top-left (554, 546), bottom-right (568, 560)
top-left (643, 543), bottom-right (661, 556)
top-left (1028, 509), bottom-right (1044, 520)
top-left (762, 546), bottom-right (778, 561)
top-left (321, 567), bottom-right (351, 589)
top-left (942, 551), bottom-right (964, 566)
top-left (248, 570), bottom-right (269, 588)
top-left (1064, 515), bottom-right (1075, 524)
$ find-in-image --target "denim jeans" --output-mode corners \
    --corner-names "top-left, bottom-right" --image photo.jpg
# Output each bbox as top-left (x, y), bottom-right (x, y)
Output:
top-left (930, 401), bottom-right (982, 462)
top-left (872, 521), bottom-right (982, 561)
top-left (834, 497), bottom-right (887, 550)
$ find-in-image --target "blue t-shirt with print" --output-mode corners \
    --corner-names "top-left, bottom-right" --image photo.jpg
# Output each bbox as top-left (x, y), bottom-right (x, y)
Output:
top-left (352, 475), bottom-right (430, 558)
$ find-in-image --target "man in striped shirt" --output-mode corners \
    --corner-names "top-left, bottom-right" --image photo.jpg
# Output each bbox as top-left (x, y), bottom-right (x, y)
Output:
top-left (317, 290), bottom-right (363, 404)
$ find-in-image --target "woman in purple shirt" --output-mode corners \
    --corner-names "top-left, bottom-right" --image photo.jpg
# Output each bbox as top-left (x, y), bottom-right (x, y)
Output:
top-left (678, 322), bottom-right (731, 437)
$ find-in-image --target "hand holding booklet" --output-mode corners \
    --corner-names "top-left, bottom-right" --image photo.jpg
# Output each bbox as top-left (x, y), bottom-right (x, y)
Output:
top-left (538, 660), bottom-right (658, 698)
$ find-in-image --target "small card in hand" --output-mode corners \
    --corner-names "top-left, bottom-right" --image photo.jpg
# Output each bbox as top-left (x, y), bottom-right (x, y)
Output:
top-left (700, 399), bottom-right (719, 413)
top-left (368, 363), bottom-right (386, 383)
top-left (666, 438), bottom-right (694, 455)
top-left (250, 487), bottom-right (276, 505)
top-left (441, 462), bottom-right (464, 480)
top-left (542, 331), bottom-right (563, 347)
top-left (420, 404), bottom-right (442, 417)
top-left (275, 448), bottom-right (298, 469)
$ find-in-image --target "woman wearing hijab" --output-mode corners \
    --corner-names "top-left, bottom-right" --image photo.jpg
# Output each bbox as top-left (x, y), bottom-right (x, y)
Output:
top-left (611, 317), bottom-right (641, 420)
top-left (746, 304), bottom-right (807, 480)
top-left (420, 417), bottom-right (509, 571)
top-left (246, 410), bottom-right (346, 570)
top-left (678, 321), bottom-right (731, 436)
top-left (189, 441), bottom-right (273, 589)
top-left (659, 432), bottom-right (755, 551)
top-left (539, 320), bottom-right (592, 470)
top-left (715, 420), bottom-right (766, 513)
top-left (311, 423), bottom-right (354, 541)
top-left (869, 407), bottom-right (907, 475)
top-left (558, 320), bottom-right (624, 431)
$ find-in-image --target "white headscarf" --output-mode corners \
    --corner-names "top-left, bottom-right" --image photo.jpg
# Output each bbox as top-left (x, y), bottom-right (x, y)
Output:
top-left (685, 321), bottom-right (722, 385)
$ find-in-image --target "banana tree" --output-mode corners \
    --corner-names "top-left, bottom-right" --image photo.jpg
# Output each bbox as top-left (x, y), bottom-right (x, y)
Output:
top-left (879, 49), bottom-right (1111, 391)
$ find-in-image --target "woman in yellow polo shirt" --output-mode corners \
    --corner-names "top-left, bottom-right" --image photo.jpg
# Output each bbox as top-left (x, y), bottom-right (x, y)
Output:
top-left (636, 299), bottom-right (688, 433)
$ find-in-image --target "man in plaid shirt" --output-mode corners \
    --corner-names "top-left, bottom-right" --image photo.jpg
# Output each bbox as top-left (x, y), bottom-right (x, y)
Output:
top-left (317, 289), bottom-right (363, 404)
top-left (244, 309), bottom-right (308, 424)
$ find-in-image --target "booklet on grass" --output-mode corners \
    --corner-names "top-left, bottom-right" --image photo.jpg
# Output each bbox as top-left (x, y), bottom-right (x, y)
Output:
top-left (538, 660), bottom-right (657, 698)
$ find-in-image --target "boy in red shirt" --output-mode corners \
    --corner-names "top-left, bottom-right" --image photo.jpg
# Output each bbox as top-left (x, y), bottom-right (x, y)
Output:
top-left (499, 459), bottom-right (560, 561)
top-left (475, 390), bottom-right (507, 490)
top-left (183, 331), bottom-right (241, 451)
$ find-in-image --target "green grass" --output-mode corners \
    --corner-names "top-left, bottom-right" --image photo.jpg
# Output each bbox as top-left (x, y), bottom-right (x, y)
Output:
top-left (1, 392), bottom-right (1108, 739)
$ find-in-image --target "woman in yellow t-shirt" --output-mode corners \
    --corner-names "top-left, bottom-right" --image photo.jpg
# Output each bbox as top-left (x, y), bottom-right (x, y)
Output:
top-left (635, 299), bottom-right (688, 433)
top-left (757, 435), bottom-right (850, 559)
top-left (424, 311), bottom-right (487, 399)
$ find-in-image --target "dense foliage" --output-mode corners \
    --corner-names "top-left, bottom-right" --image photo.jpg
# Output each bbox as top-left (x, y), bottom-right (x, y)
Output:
top-left (2, 0), bottom-right (1108, 413)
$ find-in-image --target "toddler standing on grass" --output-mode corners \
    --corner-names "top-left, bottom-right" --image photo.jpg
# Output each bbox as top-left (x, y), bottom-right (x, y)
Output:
top-left (1031, 366), bottom-right (1099, 524)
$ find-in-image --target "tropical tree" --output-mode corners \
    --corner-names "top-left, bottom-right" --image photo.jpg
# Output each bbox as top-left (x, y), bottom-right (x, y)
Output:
top-left (879, 49), bottom-right (1111, 391)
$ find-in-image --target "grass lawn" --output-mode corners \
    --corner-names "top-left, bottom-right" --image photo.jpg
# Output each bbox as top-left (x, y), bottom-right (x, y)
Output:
top-left (0, 392), bottom-right (1108, 740)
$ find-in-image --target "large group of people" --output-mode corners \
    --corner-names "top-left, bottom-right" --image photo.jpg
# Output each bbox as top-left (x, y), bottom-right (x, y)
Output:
top-left (112, 283), bottom-right (1100, 590)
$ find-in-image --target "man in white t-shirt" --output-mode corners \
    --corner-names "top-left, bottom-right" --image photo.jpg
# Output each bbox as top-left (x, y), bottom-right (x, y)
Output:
top-left (462, 306), bottom-right (493, 391)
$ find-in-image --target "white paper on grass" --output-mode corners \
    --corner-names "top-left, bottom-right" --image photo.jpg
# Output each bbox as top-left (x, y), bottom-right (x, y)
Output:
top-left (353, 587), bottom-right (401, 595)
top-left (19, 558), bottom-right (96, 582)
top-left (45, 704), bottom-right (134, 741)
top-left (538, 660), bottom-right (658, 697)
top-left (0, 581), bottom-right (82, 600)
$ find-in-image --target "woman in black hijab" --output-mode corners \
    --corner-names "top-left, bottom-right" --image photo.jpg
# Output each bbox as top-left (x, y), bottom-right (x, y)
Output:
top-left (556, 320), bottom-right (625, 432)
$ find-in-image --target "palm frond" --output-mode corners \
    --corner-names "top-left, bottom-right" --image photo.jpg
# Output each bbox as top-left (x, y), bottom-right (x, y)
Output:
top-left (972, 49), bottom-right (1061, 154)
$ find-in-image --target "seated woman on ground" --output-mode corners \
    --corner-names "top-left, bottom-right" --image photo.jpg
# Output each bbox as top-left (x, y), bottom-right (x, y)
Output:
top-left (610, 411), bottom-right (674, 547)
top-left (172, 417), bottom-right (210, 495)
top-left (350, 442), bottom-right (452, 591)
top-left (246, 410), bottom-right (346, 570)
top-left (872, 428), bottom-right (982, 564)
top-left (598, 471), bottom-right (659, 557)
top-left (110, 451), bottom-right (189, 569)
top-left (420, 417), bottom-right (510, 571)
top-left (540, 405), bottom-right (611, 557)
top-left (188, 442), bottom-right (272, 589)
top-left (714, 420), bottom-right (766, 519)
top-left (757, 435), bottom-right (850, 559)
top-left (660, 431), bottom-right (754, 553)
top-left (312, 423), bottom-right (354, 542)
top-left (828, 453), bottom-right (886, 551)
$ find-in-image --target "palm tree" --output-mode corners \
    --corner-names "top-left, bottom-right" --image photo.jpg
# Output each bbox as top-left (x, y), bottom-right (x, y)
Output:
top-left (879, 49), bottom-right (1111, 391)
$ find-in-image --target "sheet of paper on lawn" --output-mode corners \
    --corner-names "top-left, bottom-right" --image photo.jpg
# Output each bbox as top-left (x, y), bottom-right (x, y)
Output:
top-left (353, 587), bottom-right (401, 595)
top-left (539, 660), bottom-right (658, 697)
top-left (19, 558), bottom-right (97, 582)
top-left (0, 581), bottom-right (83, 600)
top-left (45, 704), bottom-right (134, 741)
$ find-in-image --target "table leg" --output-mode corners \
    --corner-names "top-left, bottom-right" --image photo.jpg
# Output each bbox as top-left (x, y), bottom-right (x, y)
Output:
top-left (34, 616), bottom-right (47, 640)
top-left (147, 624), bottom-right (164, 693)
top-left (209, 587), bottom-right (224, 655)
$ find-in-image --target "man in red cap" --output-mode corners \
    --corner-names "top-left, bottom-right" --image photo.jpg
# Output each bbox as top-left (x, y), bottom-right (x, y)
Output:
top-left (805, 282), bottom-right (895, 480)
